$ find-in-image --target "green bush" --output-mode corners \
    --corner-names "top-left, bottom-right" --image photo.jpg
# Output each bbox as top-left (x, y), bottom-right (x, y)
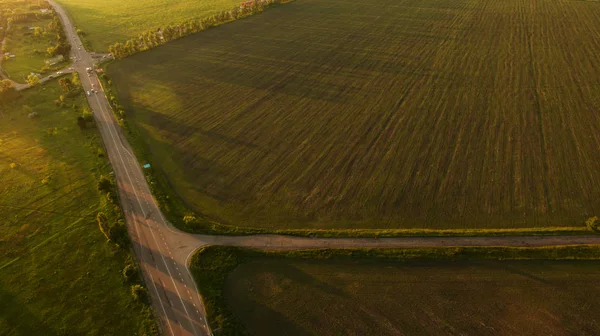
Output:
top-left (109, 220), bottom-right (129, 248)
top-left (130, 284), bottom-right (148, 304)
top-left (586, 216), bottom-right (600, 232)
top-left (98, 175), bottom-right (112, 193)
top-left (123, 263), bottom-right (138, 282)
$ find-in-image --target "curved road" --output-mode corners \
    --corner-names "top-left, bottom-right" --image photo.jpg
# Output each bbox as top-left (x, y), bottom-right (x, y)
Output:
top-left (47, 1), bottom-right (600, 335)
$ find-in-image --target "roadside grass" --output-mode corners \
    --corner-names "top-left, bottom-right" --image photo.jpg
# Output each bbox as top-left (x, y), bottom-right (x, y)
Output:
top-left (190, 245), bottom-right (600, 335)
top-left (55, 0), bottom-right (249, 51)
top-left (107, 0), bottom-right (600, 231)
top-left (0, 82), bottom-right (156, 335)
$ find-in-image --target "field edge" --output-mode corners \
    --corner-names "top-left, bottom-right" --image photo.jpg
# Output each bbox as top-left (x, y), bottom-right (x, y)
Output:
top-left (98, 62), bottom-right (595, 237)
top-left (189, 244), bottom-right (600, 335)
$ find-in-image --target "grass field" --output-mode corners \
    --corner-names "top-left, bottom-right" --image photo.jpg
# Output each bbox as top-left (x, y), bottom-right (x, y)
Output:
top-left (108, 0), bottom-right (600, 230)
top-left (226, 259), bottom-right (600, 335)
top-left (3, 18), bottom-right (54, 81)
top-left (1, 1), bottom-right (69, 82)
top-left (0, 82), bottom-right (156, 335)
top-left (56, 0), bottom-right (246, 51)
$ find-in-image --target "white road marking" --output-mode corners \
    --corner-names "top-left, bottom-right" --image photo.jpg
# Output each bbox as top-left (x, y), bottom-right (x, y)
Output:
top-left (88, 76), bottom-right (200, 336)
top-left (130, 210), bottom-right (175, 336)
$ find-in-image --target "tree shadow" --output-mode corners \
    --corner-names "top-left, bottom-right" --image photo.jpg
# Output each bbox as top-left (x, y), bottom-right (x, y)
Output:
top-left (0, 285), bottom-right (59, 336)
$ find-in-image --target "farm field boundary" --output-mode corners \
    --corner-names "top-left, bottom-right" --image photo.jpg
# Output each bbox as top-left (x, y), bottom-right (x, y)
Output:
top-left (190, 245), bottom-right (600, 334)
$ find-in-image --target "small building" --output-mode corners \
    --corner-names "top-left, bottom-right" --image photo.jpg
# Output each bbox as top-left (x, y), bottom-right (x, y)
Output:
top-left (40, 8), bottom-right (49, 14)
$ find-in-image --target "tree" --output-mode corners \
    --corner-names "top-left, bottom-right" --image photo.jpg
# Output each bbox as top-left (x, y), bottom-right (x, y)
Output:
top-left (72, 72), bottom-right (81, 86)
top-left (122, 263), bottom-right (138, 282)
top-left (58, 77), bottom-right (74, 93)
top-left (0, 79), bottom-right (17, 104)
top-left (46, 45), bottom-right (57, 57)
top-left (108, 220), bottom-right (129, 247)
top-left (130, 285), bottom-right (148, 303)
top-left (97, 175), bottom-right (112, 192)
top-left (26, 74), bottom-right (40, 86)
top-left (33, 26), bottom-right (43, 38)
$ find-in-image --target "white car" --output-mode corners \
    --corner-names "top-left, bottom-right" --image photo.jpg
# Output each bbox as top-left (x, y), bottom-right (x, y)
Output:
top-left (87, 91), bottom-right (91, 96)
top-left (56, 71), bottom-right (63, 75)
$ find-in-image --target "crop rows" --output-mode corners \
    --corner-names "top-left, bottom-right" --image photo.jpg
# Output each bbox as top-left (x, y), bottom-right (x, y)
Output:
top-left (109, 0), bottom-right (600, 229)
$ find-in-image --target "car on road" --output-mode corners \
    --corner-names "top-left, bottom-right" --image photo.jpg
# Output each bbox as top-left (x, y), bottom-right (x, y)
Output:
top-left (87, 91), bottom-right (91, 96)
top-left (56, 71), bottom-right (63, 75)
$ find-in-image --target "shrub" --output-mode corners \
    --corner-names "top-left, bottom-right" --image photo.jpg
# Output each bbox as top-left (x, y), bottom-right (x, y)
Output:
top-left (108, 220), bottom-right (129, 248)
top-left (586, 216), bottom-right (600, 232)
top-left (9, 163), bottom-right (16, 169)
top-left (98, 175), bottom-right (112, 192)
top-left (131, 284), bottom-right (148, 303)
top-left (123, 263), bottom-right (138, 282)
top-left (106, 191), bottom-right (118, 204)
top-left (183, 215), bottom-right (196, 225)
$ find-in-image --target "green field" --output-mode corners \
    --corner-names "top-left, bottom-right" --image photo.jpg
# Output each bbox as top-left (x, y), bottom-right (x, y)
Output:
top-left (56, 0), bottom-right (246, 51)
top-left (108, 0), bottom-right (600, 230)
top-left (0, 82), bottom-right (155, 335)
top-left (226, 259), bottom-right (600, 335)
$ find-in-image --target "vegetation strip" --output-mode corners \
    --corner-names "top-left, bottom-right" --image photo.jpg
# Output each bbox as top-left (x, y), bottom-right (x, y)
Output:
top-left (190, 245), bottom-right (600, 335)
top-left (108, 0), bottom-right (289, 59)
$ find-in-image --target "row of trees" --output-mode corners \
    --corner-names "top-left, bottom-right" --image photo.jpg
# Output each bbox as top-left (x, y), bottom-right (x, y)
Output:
top-left (96, 176), bottom-right (129, 247)
top-left (96, 177), bottom-right (155, 325)
top-left (43, 10), bottom-right (70, 58)
top-left (109, 0), bottom-right (284, 59)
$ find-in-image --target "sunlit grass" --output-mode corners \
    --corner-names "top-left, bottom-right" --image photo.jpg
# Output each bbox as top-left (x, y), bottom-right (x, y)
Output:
top-left (0, 82), bottom-right (154, 335)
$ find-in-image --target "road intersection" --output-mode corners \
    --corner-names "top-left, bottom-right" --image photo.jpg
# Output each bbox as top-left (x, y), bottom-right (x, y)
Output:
top-left (44, 1), bottom-right (600, 335)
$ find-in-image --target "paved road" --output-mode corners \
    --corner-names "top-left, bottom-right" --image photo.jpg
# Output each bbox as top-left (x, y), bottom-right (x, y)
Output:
top-left (48, 2), bottom-right (212, 335)
top-left (46, 1), bottom-right (600, 335)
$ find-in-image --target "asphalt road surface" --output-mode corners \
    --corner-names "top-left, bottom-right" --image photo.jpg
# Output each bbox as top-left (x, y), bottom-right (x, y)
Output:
top-left (46, 1), bottom-right (600, 335)
top-left (48, 2), bottom-right (212, 335)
